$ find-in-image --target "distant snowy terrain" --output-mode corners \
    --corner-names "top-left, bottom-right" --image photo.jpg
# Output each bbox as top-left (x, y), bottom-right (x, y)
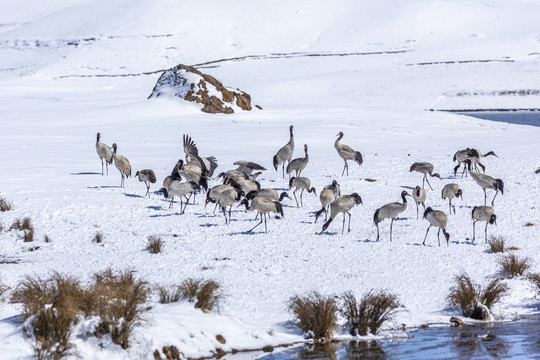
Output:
top-left (1, 0), bottom-right (540, 359)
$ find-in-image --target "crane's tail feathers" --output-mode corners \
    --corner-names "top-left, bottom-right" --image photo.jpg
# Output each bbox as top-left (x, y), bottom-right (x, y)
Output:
top-left (149, 171), bottom-right (157, 184)
top-left (273, 155), bottom-right (279, 171)
top-left (373, 209), bottom-right (380, 226)
top-left (354, 151), bottom-right (363, 165)
top-left (207, 156), bottom-right (219, 173)
top-left (275, 202), bottom-right (284, 217)
top-left (494, 179), bottom-right (504, 194)
top-left (199, 177), bottom-right (208, 192)
top-left (452, 152), bottom-right (457, 162)
top-left (471, 206), bottom-right (478, 219)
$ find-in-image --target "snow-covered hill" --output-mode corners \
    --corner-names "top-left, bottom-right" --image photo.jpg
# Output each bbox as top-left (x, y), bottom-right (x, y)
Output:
top-left (1, 1), bottom-right (540, 359)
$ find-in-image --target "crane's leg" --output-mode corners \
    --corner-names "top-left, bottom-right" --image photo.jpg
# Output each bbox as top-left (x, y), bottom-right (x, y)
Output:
top-left (472, 220), bottom-right (476, 242)
top-left (483, 188), bottom-right (487, 206)
top-left (341, 161), bottom-right (347, 176)
top-left (423, 225), bottom-right (431, 245)
top-left (282, 163), bottom-right (285, 179)
top-left (491, 190), bottom-right (499, 207)
top-left (293, 189), bottom-right (299, 207)
top-left (484, 222), bottom-right (489, 243)
top-left (422, 176), bottom-right (426, 188)
top-left (106, 162), bottom-right (109, 175)
top-left (146, 183), bottom-right (151, 198)
top-left (422, 202), bottom-right (426, 212)
top-left (448, 199), bottom-right (452, 214)
top-left (325, 205), bottom-right (329, 221)
top-left (169, 196), bottom-right (174, 209)
top-left (101, 159), bottom-right (104, 176)
top-left (347, 212), bottom-right (352, 233)
top-left (228, 206), bottom-right (232, 223)
top-left (300, 189), bottom-right (305, 207)
top-left (437, 228), bottom-right (441, 247)
top-left (390, 218), bottom-right (394, 242)
top-left (416, 203), bottom-right (419, 220)
top-left (213, 202), bottom-right (219, 214)
top-left (425, 176), bottom-right (433, 190)
top-left (375, 221), bottom-right (380, 241)
top-left (264, 213), bottom-right (268, 233)
top-left (341, 213), bottom-right (346, 235)
top-left (461, 164), bottom-right (467, 178)
top-left (247, 215), bottom-right (263, 233)
top-left (222, 206), bottom-right (228, 224)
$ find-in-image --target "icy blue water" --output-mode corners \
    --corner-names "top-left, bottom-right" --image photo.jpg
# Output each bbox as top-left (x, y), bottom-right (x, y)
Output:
top-left (459, 111), bottom-right (540, 127)
top-left (257, 316), bottom-right (540, 359)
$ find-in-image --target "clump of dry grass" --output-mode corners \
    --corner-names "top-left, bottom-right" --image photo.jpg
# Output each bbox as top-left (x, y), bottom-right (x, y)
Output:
top-left (13, 269), bottom-right (150, 356)
top-left (12, 217), bottom-right (33, 231)
top-left (16, 273), bottom-right (88, 359)
top-left (498, 254), bottom-right (531, 278)
top-left (147, 235), bottom-right (164, 254)
top-left (94, 232), bottom-right (103, 244)
top-left (44, 235), bottom-right (51, 243)
top-left (194, 280), bottom-right (221, 313)
top-left (156, 285), bottom-right (183, 304)
top-left (92, 269), bottom-right (149, 349)
top-left (288, 292), bottom-right (337, 341)
top-left (24, 229), bottom-right (35, 242)
top-left (340, 290), bottom-right (402, 336)
top-left (527, 273), bottom-right (540, 291)
top-left (0, 196), bottom-right (13, 212)
top-left (178, 279), bottom-right (202, 302)
top-left (488, 235), bottom-right (505, 253)
top-left (447, 272), bottom-right (508, 320)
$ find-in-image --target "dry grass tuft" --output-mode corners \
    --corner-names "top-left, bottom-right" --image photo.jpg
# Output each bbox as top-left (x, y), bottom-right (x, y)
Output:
top-left (94, 232), bottom-right (103, 244)
top-left (12, 217), bottom-right (33, 231)
top-left (16, 273), bottom-right (87, 359)
top-left (156, 285), bottom-right (183, 304)
top-left (44, 235), bottom-right (51, 243)
top-left (288, 292), bottom-right (337, 340)
top-left (92, 269), bottom-right (149, 349)
top-left (525, 222), bottom-right (534, 227)
top-left (0, 196), bottom-right (13, 212)
top-left (488, 235), bottom-right (505, 253)
top-left (194, 280), bottom-right (221, 313)
top-left (147, 235), bottom-right (164, 254)
top-left (498, 254), bottom-right (531, 278)
top-left (447, 272), bottom-right (508, 320)
top-left (24, 229), bottom-right (35, 242)
top-left (340, 290), bottom-right (402, 336)
top-left (527, 273), bottom-right (540, 291)
top-left (178, 279), bottom-right (202, 302)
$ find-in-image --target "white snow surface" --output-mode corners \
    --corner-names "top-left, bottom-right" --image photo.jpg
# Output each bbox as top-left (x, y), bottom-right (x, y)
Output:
top-left (1, 0), bottom-right (540, 358)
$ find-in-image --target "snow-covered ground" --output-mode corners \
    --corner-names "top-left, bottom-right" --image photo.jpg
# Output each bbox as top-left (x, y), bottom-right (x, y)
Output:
top-left (1, 0), bottom-right (540, 358)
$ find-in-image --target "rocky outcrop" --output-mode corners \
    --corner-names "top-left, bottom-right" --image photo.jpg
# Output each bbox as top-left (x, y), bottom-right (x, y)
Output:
top-left (148, 64), bottom-right (255, 114)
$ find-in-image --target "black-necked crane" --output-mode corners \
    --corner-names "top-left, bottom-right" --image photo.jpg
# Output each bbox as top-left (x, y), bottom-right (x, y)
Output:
top-left (466, 160), bottom-right (504, 206)
top-left (422, 207), bottom-right (450, 247)
top-left (231, 178), bottom-right (260, 195)
top-left (216, 170), bottom-right (248, 184)
top-left (238, 197), bottom-right (284, 233)
top-left (373, 191), bottom-right (410, 242)
top-left (289, 177), bottom-right (317, 207)
top-left (135, 169), bottom-right (157, 198)
top-left (315, 180), bottom-right (341, 223)
top-left (409, 162), bottom-right (441, 190)
top-left (246, 188), bottom-right (291, 203)
top-left (412, 186), bottom-right (427, 219)
top-left (320, 193), bottom-right (363, 234)
top-left (216, 188), bottom-right (244, 224)
top-left (234, 161), bottom-right (266, 176)
top-left (95, 132), bottom-right (113, 176)
top-left (273, 125), bottom-right (295, 178)
top-left (183, 134), bottom-right (218, 177)
top-left (335, 131), bottom-right (363, 176)
top-left (471, 206), bottom-right (497, 243)
top-left (441, 183), bottom-right (463, 215)
top-left (177, 159), bottom-right (208, 193)
top-left (453, 148), bottom-right (474, 177)
top-left (470, 148), bottom-right (498, 174)
top-left (111, 143), bottom-right (131, 188)
top-left (157, 180), bottom-right (200, 212)
top-left (163, 160), bottom-right (183, 190)
top-left (206, 182), bottom-right (243, 214)
top-left (286, 144), bottom-right (309, 177)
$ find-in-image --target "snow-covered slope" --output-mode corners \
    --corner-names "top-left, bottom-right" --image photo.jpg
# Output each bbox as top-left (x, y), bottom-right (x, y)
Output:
top-left (1, 1), bottom-right (540, 359)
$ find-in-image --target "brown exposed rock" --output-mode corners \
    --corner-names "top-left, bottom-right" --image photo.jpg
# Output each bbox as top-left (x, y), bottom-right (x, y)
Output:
top-left (149, 64), bottom-right (256, 114)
